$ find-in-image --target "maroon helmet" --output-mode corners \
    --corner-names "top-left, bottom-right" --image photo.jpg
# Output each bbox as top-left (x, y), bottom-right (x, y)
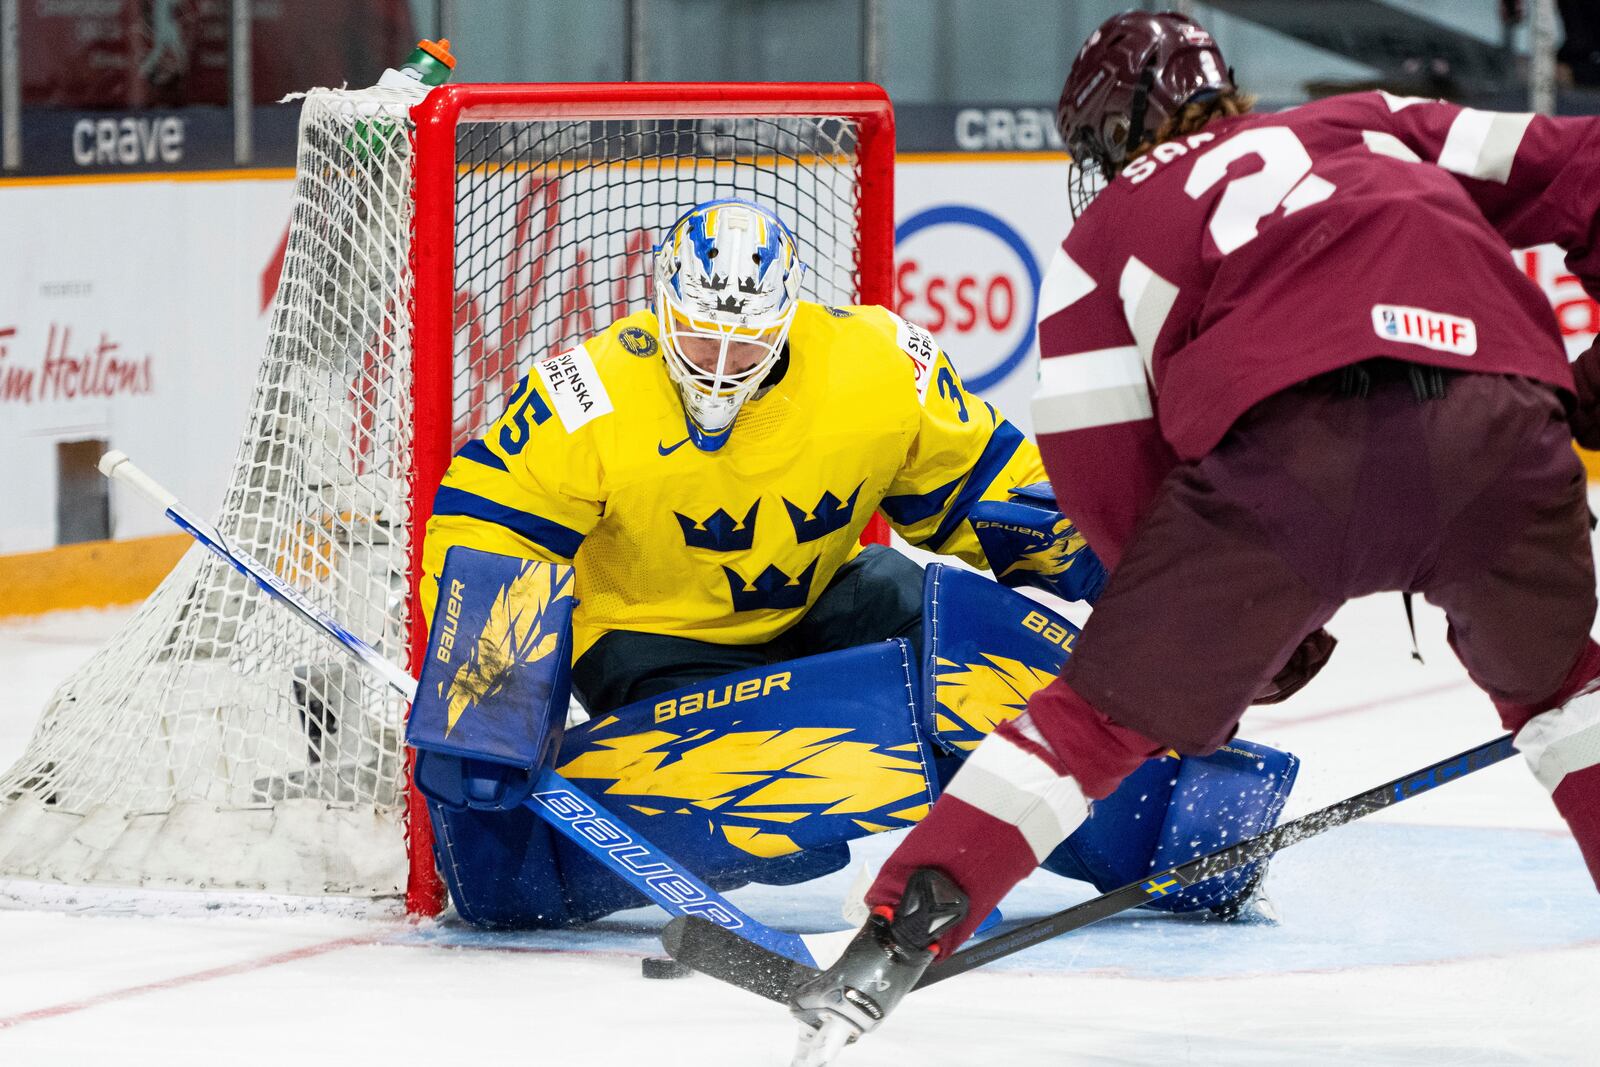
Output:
top-left (1058, 10), bottom-right (1234, 217)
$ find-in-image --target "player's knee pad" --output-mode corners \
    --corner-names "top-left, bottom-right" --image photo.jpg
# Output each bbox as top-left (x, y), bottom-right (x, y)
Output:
top-left (1517, 684), bottom-right (1600, 795)
top-left (921, 563), bottom-right (1299, 913)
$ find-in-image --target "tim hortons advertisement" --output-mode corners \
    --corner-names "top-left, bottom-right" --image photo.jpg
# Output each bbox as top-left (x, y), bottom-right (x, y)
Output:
top-left (0, 176), bottom-right (288, 553)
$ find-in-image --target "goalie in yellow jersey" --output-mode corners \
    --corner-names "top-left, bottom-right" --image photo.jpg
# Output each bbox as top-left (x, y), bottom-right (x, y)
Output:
top-left (423, 198), bottom-right (1104, 707)
top-left (414, 199), bottom-right (1297, 931)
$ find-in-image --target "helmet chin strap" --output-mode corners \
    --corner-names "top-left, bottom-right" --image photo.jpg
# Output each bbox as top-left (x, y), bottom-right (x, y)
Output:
top-left (1124, 57), bottom-right (1159, 167)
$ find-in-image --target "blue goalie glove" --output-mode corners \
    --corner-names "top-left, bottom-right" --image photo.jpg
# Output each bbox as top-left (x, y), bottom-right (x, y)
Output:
top-left (971, 482), bottom-right (1108, 604)
top-left (409, 547), bottom-right (579, 813)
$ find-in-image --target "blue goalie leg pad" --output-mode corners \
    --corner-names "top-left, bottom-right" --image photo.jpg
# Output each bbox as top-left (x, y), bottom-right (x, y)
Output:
top-left (920, 564), bottom-right (1084, 754)
top-left (1039, 756), bottom-right (1179, 888)
top-left (921, 564), bottom-right (1300, 914)
top-left (435, 640), bottom-right (934, 928)
top-left (1142, 738), bottom-right (1300, 912)
top-left (1042, 739), bottom-right (1300, 913)
top-left (429, 801), bottom-right (572, 929)
top-left (557, 640), bottom-right (936, 896)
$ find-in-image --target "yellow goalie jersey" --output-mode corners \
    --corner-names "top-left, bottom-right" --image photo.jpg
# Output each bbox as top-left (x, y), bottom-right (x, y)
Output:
top-left (421, 302), bottom-right (1047, 657)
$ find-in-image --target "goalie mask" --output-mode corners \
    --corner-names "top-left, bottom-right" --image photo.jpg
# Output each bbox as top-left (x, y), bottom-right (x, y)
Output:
top-left (653, 198), bottom-right (804, 451)
top-left (1058, 11), bottom-right (1234, 218)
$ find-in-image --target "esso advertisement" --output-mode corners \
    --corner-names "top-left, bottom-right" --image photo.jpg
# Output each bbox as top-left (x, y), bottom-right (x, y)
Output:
top-left (893, 205), bottom-right (1040, 394)
top-left (894, 160), bottom-right (1071, 435)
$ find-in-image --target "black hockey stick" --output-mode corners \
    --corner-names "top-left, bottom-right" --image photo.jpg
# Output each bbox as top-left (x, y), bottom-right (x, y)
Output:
top-left (662, 732), bottom-right (1519, 1002)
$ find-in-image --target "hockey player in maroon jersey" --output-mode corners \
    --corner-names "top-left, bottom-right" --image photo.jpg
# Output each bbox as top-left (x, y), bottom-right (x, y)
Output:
top-left (788, 9), bottom-right (1600, 1061)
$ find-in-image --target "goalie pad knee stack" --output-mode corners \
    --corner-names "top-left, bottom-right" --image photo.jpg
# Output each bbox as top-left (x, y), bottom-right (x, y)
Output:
top-left (405, 547), bottom-right (581, 928)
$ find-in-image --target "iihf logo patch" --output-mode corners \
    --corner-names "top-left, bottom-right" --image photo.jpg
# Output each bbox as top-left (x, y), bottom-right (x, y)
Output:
top-left (823, 306), bottom-right (853, 318)
top-left (618, 327), bottom-right (659, 358)
top-left (1371, 304), bottom-right (1477, 356)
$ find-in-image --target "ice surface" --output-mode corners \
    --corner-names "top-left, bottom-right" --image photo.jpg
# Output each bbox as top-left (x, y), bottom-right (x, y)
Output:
top-left (1, 593), bottom-right (1597, 1065)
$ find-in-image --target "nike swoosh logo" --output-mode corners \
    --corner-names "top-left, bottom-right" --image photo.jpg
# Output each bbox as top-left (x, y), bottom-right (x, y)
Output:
top-left (658, 438), bottom-right (689, 456)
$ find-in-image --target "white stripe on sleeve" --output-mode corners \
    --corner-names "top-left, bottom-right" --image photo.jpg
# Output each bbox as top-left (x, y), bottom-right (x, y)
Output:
top-left (1038, 247), bottom-right (1097, 322)
top-left (1032, 346), bottom-right (1152, 434)
top-left (1437, 108), bottom-right (1535, 184)
top-left (1118, 257), bottom-right (1178, 385)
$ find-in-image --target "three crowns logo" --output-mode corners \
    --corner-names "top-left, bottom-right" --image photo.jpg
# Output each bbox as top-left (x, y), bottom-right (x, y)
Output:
top-left (724, 560), bottom-right (819, 612)
top-left (676, 501), bottom-right (760, 552)
top-left (784, 483), bottom-right (863, 544)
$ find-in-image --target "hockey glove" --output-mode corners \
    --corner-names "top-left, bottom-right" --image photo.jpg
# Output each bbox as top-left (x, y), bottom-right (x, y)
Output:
top-left (1252, 627), bottom-right (1338, 705)
top-left (1570, 337), bottom-right (1600, 451)
top-left (970, 482), bottom-right (1108, 604)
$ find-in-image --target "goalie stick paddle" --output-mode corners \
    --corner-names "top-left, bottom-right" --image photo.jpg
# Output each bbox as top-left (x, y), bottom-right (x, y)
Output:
top-left (661, 731), bottom-right (1520, 1001)
top-left (100, 450), bottom-right (822, 967)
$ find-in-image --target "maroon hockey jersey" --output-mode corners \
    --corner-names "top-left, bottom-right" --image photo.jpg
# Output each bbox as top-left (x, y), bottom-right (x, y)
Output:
top-left (1035, 92), bottom-right (1600, 568)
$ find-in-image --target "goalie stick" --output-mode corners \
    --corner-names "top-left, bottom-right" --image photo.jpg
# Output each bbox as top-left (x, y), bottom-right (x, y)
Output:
top-left (99, 450), bottom-right (825, 966)
top-left (661, 731), bottom-right (1519, 1002)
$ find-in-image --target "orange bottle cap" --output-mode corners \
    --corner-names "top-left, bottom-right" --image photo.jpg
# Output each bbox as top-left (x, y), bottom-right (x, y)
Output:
top-left (417, 38), bottom-right (456, 69)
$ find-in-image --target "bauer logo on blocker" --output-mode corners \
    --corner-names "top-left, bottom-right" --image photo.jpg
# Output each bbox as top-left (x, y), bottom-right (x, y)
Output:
top-left (894, 205), bottom-right (1042, 393)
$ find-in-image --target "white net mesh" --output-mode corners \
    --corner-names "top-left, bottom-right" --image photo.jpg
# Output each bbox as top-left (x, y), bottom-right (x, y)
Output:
top-left (0, 86), bottom-right (871, 905)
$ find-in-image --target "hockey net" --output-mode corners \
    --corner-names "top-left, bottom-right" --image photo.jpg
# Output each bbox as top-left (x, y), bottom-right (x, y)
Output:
top-left (0, 83), bottom-right (893, 914)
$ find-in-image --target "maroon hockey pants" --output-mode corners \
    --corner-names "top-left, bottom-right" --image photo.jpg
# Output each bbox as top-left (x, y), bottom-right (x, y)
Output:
top-left (872, 370), bottom-right (1600, 951)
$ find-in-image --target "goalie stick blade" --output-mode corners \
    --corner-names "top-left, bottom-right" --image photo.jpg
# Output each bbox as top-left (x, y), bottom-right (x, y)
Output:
top-left (661, 916), bottom-right (820, 1005)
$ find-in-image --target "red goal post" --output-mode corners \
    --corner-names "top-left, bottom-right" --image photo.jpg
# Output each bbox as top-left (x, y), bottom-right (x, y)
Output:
top-left (401, 83), bottom-right (896, 913)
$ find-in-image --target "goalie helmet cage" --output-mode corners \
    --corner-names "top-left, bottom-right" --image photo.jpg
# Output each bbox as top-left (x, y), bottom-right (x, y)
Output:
top-left (0, 82), bottom-right (894, 917)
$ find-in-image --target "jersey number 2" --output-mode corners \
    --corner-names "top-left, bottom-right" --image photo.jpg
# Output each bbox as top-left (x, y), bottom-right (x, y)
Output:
top-left (1183, 127), bottom-right (1337, 255)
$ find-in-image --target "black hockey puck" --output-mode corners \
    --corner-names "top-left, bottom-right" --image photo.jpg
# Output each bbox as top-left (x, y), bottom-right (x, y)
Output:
top-left (641, 955), bottom-right (694, 980)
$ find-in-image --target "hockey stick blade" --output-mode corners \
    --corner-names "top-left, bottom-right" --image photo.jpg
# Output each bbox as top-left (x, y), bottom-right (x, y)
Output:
top-left (663, 914), bottom-right (819, 1004)
top-left (662, 733), bottom-right (1518, 999)
top-left (918, 731), bottom-right (1517, 986)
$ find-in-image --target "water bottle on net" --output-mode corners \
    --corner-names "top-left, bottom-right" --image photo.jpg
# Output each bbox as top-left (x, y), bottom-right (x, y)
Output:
top-left (349, 38), bottom-right (457, 162)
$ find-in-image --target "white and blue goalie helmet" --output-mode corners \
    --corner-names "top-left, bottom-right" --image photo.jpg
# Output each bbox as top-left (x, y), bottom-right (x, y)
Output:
top-left (653, 198), bottom-right (805, 450)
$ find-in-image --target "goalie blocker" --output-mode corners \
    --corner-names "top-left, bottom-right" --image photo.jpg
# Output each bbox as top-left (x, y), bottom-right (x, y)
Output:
top-left (408, 547), bottom-right (1297, 927)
